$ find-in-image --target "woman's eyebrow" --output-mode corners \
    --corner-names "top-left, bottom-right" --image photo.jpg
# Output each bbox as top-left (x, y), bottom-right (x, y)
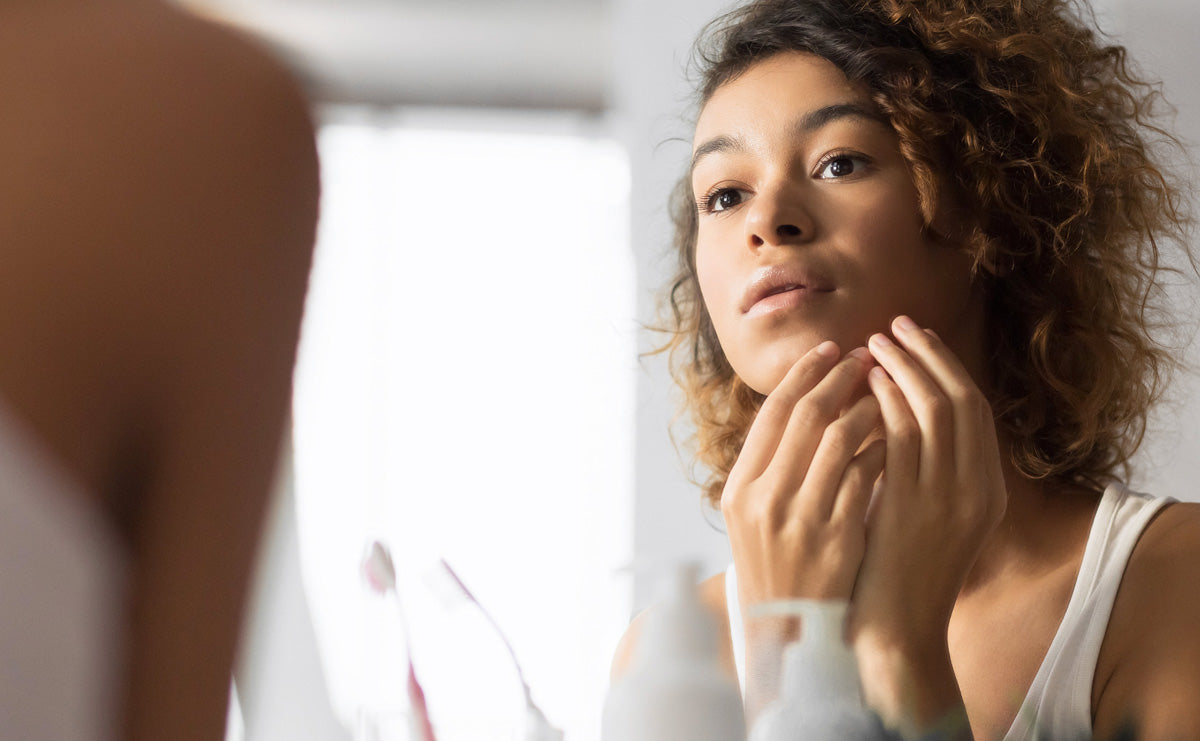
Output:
top-left (691, 102), bottom-right (887, 174)
top-left (796, 102), bottom-right (887, 134)
top-left (691, 134), bottom-right (745, 174)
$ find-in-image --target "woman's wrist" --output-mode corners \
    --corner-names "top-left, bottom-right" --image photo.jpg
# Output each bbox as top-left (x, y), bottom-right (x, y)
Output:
top-left (852, 628), bottom-right (969, 739)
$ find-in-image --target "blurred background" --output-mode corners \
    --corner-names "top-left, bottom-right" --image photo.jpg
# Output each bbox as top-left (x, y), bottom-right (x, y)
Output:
top-left (163, 0), bottom-right (1200, 739)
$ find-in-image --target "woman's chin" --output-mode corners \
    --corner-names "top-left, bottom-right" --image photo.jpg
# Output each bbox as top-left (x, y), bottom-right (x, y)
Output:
top-left (745, 350), bottom-right (819, 396)
top-left (746, 337), bottom-right (847, 395)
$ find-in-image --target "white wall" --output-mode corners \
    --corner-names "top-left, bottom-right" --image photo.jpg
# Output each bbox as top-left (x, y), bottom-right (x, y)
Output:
top-left (610, 0), bottom-right (738, 611)
top-left (1103, 0), bottom-right (1200, 502)
top-left (174, 0), bottom-right (608, 109)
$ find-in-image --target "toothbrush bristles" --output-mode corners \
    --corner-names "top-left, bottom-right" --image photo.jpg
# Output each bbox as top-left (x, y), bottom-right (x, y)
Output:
top-left (362, 541), bottom-right (397, 594)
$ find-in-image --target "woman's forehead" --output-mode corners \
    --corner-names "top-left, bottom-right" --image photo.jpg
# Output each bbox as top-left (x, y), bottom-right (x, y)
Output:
top-left (693, 52), bottom-right (874, 149)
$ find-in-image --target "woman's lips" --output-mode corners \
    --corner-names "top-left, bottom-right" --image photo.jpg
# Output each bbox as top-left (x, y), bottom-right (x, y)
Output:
top-left (745, 284), bottom-right (834, 317)
top-left (741, 265), bottom-right (835, 316)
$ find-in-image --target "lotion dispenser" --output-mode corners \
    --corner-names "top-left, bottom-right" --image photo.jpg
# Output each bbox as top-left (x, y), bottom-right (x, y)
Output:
top-left (601, 563), bottom-right (746, 741)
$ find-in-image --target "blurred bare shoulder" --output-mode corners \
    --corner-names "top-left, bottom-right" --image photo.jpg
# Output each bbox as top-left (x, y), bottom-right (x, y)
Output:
top-left (0, 4), bottom-right (320, 739)
top-left (0, 0), bottom-right (319, 504)
top-left (0, 0), bottom-right (318, 271)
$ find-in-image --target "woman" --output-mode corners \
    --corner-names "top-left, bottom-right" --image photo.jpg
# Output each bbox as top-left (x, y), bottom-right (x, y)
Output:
top-left (614, 0), bottom-right (1200, 738)
top-left (0, 1), bottom-right (318, 738)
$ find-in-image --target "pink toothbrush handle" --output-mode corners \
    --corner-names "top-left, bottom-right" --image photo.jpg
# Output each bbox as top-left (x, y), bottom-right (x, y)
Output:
top-left (407, 661), bottom-right (437, 741)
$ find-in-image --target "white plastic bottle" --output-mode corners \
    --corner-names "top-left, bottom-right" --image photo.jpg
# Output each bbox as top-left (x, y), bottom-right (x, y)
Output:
top-left (747, 600), bottom-right (885, 741)
top-left (601, 564), bottom-right (746, 741)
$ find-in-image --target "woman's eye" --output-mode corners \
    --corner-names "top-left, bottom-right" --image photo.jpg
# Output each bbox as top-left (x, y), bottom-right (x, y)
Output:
top-left (815, 154), bottom-right (869, 179)
top-left (704, 188), bottom-right (750, 213)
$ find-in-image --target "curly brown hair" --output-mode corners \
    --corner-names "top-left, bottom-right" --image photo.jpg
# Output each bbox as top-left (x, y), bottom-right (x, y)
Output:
top-left (660, 0), bottom-right (1193, 507)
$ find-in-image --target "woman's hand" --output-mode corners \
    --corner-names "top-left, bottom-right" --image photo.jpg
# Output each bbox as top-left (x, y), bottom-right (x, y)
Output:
top-left (850, 315), bottom-right (1007, 736)
top-left (722, 340), bottom-right (886, 608)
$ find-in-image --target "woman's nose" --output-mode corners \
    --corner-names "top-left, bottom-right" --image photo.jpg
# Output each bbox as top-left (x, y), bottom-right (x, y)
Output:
top-left (745, 185), bottom-right (813, 249)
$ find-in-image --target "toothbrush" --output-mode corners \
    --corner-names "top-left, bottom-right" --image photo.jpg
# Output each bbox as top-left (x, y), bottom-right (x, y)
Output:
top-left (362, 541), bottom-right (438, 741)
top-left (426, 559), bottom-right (563, 741)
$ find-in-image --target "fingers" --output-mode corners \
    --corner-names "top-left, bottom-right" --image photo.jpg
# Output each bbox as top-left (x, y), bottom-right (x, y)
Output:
top-left (726, 349), bottom-right (880, 603)
top-left (867, 330), bottom-right (952, 475)
top-left (866, 363), bottom-right (920, 487)
top-left (734, 340), bottom-right (841, 480)
top-left (767, 346), bottom-right (874, 490)
top-left (736, 341), bottom-right (871, 486)
top-left (889, 315), bottom-right (972, 388)
top-left (878, 314), bottom-right (998, 470)
top-left (888, 319), bottom-right (1006, 521)
top-left (794, 393), bottom-right (882, 519)
top-left (832, 438), bottom-right (886, 526)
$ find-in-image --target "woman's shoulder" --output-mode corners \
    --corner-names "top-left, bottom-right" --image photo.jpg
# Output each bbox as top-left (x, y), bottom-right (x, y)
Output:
top-left (0, 1), bottom-right (318, 505)
top-left (1136, 498), bottom-right (1200, 547)
top-left (0, 0), bottom-right (318, 316)
top-left (1119, 499), bottom-right (1200, 607)
top-left (0, 2), bottom-right (308, 108)
top-left (0, 1), bottom-right (316, 208)
top-left (1120, 498), bottom-right (1200, 605)
top-left (1092, 500), bottom-right (1200, 739)
top-left (1121, 499), bottom-right (1200, 590)
top-left (2, 3), bottom-right (293, 72)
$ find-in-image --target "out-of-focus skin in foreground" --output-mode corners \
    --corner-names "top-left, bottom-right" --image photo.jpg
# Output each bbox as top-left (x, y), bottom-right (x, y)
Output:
top-left (0, 1), bottom-right (318, 739)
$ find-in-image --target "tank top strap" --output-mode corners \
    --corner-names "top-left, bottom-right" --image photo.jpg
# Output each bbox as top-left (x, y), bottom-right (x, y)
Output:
top-left (1004, 483), bottom-right (1172, 741)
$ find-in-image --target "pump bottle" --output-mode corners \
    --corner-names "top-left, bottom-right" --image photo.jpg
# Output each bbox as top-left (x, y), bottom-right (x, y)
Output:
top-left (747, 600), bottom-right (885, 741)
top-left (601, 564), bottom-right (746, 741)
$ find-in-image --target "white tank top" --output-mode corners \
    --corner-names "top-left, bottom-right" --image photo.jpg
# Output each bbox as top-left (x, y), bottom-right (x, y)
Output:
top-left (0, 398), bottom-right (127, 740)
top-left (724, 483), bottom-right (1170, 740)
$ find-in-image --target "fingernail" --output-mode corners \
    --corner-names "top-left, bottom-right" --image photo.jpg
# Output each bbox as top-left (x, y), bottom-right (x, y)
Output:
top-left (868, 333), bottom-right (893, 349)
top-left (925, 328), bottom-right (941, 341)
top-left (814, 340), bottom-right (839, 358)
top-left (894, 315), bottom-right (918, 332)
top-left (869, 366), bottom-right (890, 382)
top-left (848, 346), bottom-right (871, 363)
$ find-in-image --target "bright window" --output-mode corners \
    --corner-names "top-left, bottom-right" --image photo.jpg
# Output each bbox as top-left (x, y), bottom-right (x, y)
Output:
top-left (292, 109), bottom-right (635, 740)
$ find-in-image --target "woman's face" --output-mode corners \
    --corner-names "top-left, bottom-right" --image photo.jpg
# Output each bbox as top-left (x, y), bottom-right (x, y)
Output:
top-left (692, 52), bottom-right (983, 395)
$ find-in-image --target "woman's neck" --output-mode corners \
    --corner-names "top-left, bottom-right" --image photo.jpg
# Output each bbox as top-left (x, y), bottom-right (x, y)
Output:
top-left (960, 454), bottom-right (1102, 597)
